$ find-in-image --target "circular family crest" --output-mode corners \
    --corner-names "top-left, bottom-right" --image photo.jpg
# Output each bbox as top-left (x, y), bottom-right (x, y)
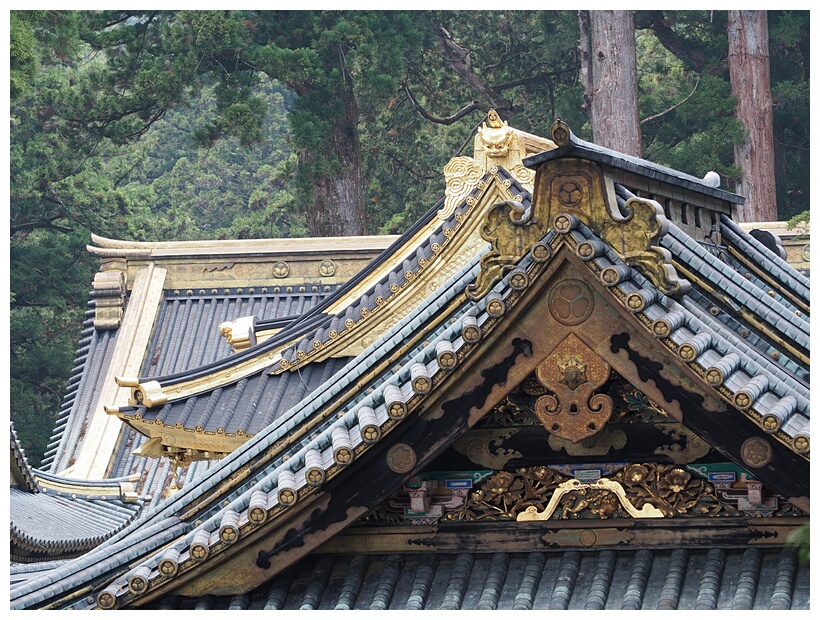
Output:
top-left (548, 280), bottom-right (594, 326)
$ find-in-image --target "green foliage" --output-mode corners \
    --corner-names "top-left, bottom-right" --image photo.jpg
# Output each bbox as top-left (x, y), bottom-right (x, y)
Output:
top-left (637, 27), bottom-right (744, 186)
top-left (9, 13), bottom-right (38, 100)
top-left (786, 523), bottom-right (810, 565)
top-left (768, 11), bottom-right (810, 220)
top-left (636, 10), bottom-right (809, 219)
top-left (363, 11), bottom-right (585, 233)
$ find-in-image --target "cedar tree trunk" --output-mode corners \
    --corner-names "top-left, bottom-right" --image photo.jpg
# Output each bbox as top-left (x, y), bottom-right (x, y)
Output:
top-left (300, 81), bottom-right (368, 237)
top-left (728, 10), bottom-right (778, 222)
top-left (584, 10), bottom-right (642, 157)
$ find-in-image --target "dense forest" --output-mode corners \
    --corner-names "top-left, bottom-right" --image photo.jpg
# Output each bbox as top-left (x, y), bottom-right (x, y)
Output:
top-left (9, 10), bottom-right (809, 464)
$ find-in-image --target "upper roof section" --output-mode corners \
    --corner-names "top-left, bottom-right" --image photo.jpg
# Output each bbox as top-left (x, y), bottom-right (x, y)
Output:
top-left (527, 120), bottom-right (744, 245)
top-left (87, 233), bottom-right (396, 296)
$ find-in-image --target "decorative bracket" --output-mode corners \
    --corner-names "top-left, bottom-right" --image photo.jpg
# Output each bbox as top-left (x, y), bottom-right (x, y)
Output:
top-left (528, 120), bottom-right (691, 298)
top-left (115, 377), bottom-right (168, 408)
top-left (517, 478), bottom-right (665, 521)
top-left (466, 200), bottom-right (547, 300)
top-left (92, 270), bottom-right (126, 330)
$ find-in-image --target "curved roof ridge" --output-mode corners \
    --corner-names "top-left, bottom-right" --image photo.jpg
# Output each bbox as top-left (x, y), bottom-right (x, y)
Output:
top-left (10, 423), bottom-right (38, 492)
top-left (9, 247), bottom-right (491, 608)
top-left (524, 123), bottom-right (744, 204)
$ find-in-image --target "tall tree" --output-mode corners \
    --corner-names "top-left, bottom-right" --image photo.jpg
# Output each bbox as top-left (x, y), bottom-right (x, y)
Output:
top-left (580, 10), bottom-right (642, 157)
top-left (728, 10), bottom-right (778, 222)
top-left (39, 11), bottom-right (425, 237)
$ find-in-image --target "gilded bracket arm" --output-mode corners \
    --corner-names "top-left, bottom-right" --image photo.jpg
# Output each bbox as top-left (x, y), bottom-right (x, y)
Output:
top-left (604, 196), bottom-right (691, 298)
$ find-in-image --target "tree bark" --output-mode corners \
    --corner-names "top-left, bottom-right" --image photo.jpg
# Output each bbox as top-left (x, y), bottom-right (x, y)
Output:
top-left (301, 80), bottom-right (368, 237)
top-left (728, 10), bottom-right (777, 222)
top-left (585, 11), bottom-right (642, 157)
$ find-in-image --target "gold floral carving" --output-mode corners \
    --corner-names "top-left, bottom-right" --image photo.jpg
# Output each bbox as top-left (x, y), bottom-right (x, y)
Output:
top-left (452, 429), bottom-right (522, 469)
top-left (445, 463), bottom-right (732, 523)
top-left (533, 333), bottom-right (613, 443)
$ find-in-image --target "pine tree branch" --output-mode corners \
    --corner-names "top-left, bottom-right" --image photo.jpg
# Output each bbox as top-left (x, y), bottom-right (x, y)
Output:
top-left (640, 78), bottom-right (699, 125)
top-left (402, 83), bottom-right (486, 125)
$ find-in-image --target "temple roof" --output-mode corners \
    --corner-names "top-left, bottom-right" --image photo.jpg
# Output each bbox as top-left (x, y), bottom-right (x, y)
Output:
top-left (142, 548), bottom-right (809, 610)
top-left (11, 424), bottom-right (149, 563)
top-left (10, 117), bottom-right (809, 610)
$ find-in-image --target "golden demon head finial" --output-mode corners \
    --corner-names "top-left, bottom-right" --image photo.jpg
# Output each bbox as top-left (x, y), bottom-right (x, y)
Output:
top-left (478, 109), bottom-right (514, 158)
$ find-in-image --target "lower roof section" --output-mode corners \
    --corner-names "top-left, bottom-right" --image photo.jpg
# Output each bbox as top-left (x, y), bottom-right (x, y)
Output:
top-left (143, 547), bottom-right (808, 611)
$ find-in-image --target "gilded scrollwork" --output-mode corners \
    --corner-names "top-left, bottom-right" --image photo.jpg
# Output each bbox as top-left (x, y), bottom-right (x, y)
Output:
top-left (481, 370), bottom-right (671, 430)
top-left (547, 427), bottom-right (627, 456)
top-left (465, 199), bottom-right (547, 300)
top-left (533, 333), bottom-right (613, 443)
top-left (440, 157), bottom-right (484, 220)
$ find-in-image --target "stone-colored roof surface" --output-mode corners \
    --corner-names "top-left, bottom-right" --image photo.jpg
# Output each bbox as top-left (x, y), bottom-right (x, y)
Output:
top-left (143, 548), bottom-right (809, 610)
top-left (41, 304), bottom-right (119, 472)
top-left (11, 422), bottom-right (148, 563)
top-left (10, 486), bottom-right (144, 562)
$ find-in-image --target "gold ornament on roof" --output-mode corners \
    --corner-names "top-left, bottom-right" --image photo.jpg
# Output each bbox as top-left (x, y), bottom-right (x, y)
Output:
top-left (533, 333), bottom-right (613, 444)
top-left (477, 109), bottom-right (514, 158)
top-left (439, 110), bottom-right (549, 220)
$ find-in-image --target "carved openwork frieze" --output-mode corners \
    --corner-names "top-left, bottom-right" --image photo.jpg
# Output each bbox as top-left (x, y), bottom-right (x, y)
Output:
top-left (533, 334), bottom-right (613, 443)
top-left (444, 463), bottom-right (733, 522)
top-left (517, 477), bottom-right (664, 520)
top-left (365, 461), bottom-right (803, 526)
